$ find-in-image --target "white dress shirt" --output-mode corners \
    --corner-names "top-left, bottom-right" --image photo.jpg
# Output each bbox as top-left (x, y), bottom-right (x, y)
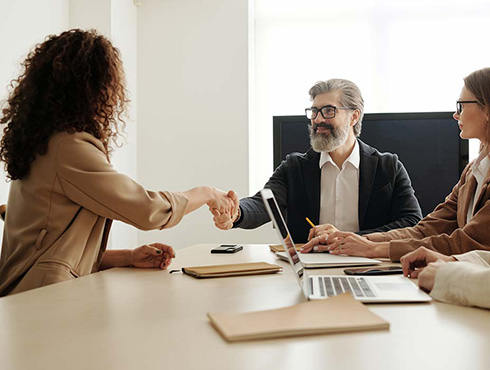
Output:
top-left (319, 141), bottom-right (360, 232)
top-left (467, 152), bottom-right (490, 222)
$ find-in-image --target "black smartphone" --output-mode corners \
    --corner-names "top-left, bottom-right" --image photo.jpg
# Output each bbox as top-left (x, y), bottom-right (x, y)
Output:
top-left (210, 244), bottom-right (243, 254)
top-left (343, 266), bottom-right (403, 276)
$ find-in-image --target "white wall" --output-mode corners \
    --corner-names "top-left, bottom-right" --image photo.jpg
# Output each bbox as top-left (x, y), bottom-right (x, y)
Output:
top-left (252, 0), bottom-right (490, 190)
top-left (109, 1), bottom-right (139, 249)
top-left (136, 0), bottom-right (277, 249)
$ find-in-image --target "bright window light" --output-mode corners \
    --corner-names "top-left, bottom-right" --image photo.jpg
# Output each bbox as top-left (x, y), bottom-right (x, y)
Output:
top-left (251, 0), bottom-right (489, 192)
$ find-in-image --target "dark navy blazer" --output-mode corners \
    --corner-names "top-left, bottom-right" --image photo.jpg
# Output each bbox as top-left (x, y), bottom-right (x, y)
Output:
top-left (234, 140), bottom-right (422, 243)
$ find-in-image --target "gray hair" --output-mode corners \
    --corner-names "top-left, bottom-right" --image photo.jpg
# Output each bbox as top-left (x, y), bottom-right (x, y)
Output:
top-left (308, 78), bottom-right (364, 136)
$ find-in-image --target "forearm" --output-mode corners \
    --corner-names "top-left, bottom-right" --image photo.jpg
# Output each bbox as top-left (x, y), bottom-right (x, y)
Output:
top-left (358, 215), bottom-right (421, 235)
top-left (234, 198), bottom-right (271, 229)
top-left (99, 249), bottom-right (133, 270)
top-left (183, 186), bottom-right (212, 214)
top-left (372, 242), bottom-right (390, 258)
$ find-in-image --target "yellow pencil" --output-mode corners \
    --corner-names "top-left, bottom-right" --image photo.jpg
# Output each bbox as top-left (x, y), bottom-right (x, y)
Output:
top-left (305, 217), bottom-right (315, 228)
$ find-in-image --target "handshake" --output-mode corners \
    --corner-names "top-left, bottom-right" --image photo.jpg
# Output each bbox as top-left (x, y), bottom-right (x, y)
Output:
top-left (207, 188), bottom-right (241, 230)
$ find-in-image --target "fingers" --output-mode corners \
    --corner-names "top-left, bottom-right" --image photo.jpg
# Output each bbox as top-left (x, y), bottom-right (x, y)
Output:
top-left (308, 224), bottom-right (337, 240)
top-left (417, 265), bottom-right (438, 293)
top-left (300, 234), bottom-right (329, 253)
top-left (210, 207), bottom-right (221, 218)
top-left (138, 244), bottom-right (162, 256)
top-left (149, 243), bottom-right (175, 270)
top-left (150, 243), bottom-right (175, 256)
top-left (400, 255), bottom-right (411, 277)
top-left (307, 228), bottom-right (315, 241)
top-left (227, 190), bottom-right (238, 202)
top-left (328, 230), bottom-right (355, 240)
top-left (301, 236), bottom-right (319, 253)
top-left (208, 188), bottom-right (239, 219)
top-left (400, 247), bottom-right (431, 277)
top-left (213, 212), bottom-right (233, 230)
top-left (326, 236), bottom-right (350, 252)
top-left (327, 234), bottom-right (372, 257)
top-left (300, 243), bottom-right (330, 253)
top-left (227, 190), bottom-right (239, 214)
top-left (409, 269), bottom-right (421, 279)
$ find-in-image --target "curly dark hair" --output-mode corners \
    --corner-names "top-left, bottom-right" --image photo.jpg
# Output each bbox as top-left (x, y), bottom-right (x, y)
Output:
top-left (0, 29), bottom-right (128, 180)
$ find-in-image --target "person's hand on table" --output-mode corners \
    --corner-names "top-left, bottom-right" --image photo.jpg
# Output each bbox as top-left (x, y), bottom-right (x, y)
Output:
top-left (416, 260), bottom-right (448, 293)
top-left (307, 223), bottom-right (339, 241)
top-left (400, 246), bottom-right (456, 281)
top-left (301, 231), bottom-right (389, 258)
top-left (131, 243), bottom-right (176, 270)
top-left (211, 191), bottom-right (240, 230)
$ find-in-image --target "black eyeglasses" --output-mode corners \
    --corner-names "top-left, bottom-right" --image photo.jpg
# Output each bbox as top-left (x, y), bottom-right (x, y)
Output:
top-left (456, 100), bottom-right (479, 115)
top-left (305, 105), bottom-right (353, 120)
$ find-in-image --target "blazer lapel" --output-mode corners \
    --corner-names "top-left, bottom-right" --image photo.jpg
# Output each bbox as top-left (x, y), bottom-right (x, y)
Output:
top-left (302, 150), bottom-right (321, 225)
top-left (474, 170), bottom-right (490, 211)
top-left (459, 173), bottom-right (476, 226)
top-left (358, 141), bottom-right (378, 227)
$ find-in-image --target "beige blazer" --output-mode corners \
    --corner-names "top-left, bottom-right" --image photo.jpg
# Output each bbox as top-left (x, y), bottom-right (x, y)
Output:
top-left (367, 162), bottom-right (490, 261)
top-left (0, 132), bottom-right (189, 296)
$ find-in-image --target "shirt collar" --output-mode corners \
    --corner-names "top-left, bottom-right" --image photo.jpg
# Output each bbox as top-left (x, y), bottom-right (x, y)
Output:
top-left (319, 140), bottom-right (360, 170)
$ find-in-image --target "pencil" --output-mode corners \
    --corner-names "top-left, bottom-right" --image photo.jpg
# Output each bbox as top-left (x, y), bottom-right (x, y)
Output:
top-left (305, 217), bottom-right (315, 228)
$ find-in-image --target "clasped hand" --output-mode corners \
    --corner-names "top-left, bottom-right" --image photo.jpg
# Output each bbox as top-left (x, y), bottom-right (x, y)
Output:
top-left (132, 243), bottom-right (176, 270)
top-left (208, 189), bottom-right (240, 230)
top-left (301, 227), bottom-right (381, 257)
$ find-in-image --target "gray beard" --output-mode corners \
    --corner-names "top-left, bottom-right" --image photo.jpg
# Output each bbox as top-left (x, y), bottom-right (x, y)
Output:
top-left (309, 123), bottom-right (349, 153)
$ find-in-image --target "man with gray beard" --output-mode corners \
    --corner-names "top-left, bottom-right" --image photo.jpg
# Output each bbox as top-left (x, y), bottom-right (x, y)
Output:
top-left (213, 79), bottom-right (422, 243)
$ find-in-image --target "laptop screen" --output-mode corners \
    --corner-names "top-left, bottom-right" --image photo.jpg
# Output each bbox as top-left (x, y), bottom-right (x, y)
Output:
top-left (261, 189), bottom-right (304, 281)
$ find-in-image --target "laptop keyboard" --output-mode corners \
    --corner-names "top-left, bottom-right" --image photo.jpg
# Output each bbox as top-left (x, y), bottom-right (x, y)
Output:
top-left (310, 276), bottom-right (376, 298)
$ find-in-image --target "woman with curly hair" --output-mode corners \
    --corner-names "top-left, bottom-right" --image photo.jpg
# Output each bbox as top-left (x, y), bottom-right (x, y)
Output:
top-left (0, 29), bottom-right (237, 296)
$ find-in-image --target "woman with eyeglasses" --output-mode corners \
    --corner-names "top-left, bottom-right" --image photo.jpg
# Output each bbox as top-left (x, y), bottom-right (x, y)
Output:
top-left (301, 68), bottom-right (490, 307)
top-left (0, 29), bottom-right (237, 296)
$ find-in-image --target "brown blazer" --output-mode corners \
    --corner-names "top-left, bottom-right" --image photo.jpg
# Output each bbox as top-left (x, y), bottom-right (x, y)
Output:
top-left (367, 162), bottom-right (490, 261)
top-left (0, 132), bottom-right (189, 296)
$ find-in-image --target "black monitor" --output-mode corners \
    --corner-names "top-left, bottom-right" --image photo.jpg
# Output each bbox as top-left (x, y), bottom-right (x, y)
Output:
top-left (273, 112), bottom-right (469, 216)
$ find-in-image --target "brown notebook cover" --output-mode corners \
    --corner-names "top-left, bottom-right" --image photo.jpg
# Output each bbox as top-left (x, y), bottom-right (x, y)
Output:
top-left (182, 262), bottom-right (282, 279)
top-left (208, 293), bottom-right (389, 342)
top-left (269, 244), bottom-right (304, 253)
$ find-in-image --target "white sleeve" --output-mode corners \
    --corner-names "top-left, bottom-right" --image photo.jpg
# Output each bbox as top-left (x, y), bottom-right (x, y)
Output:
top-left (453, 250), bottom-right (490, 267)
top-left (430, 261), bottom-right (490, 309)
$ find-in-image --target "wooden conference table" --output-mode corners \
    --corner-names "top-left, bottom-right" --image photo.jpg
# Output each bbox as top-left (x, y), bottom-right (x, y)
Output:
top-left (1, 244), bottom-right (490, 370)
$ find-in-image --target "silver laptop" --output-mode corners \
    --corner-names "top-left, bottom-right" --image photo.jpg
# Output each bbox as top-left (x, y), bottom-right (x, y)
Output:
top-left (261, 189), bottom-right (431, 303)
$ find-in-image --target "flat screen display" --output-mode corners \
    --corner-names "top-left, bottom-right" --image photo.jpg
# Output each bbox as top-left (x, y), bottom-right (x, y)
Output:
top-left (273, 112), bottom-right (469, 216)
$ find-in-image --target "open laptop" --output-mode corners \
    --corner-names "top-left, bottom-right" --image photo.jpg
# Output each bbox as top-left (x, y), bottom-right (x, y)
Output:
top-left (261, 189), bottom-right (431, 303)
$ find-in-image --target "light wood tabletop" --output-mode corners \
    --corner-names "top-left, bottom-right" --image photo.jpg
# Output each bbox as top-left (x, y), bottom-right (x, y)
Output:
top-left (1, 244), bottom-right (489, 370)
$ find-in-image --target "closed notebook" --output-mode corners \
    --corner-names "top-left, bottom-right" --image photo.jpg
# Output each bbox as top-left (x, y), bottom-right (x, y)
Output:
top-left (208, 293), bottom-right (389, 342)
top-left (182, 262), bottom-right (282, 278)
top-left (269, 244), bottom-right (304, 253)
